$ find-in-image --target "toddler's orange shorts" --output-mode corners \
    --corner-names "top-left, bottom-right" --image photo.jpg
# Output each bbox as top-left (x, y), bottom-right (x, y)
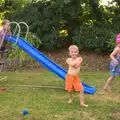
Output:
top-left (65, 74), bottom-right (84, 92)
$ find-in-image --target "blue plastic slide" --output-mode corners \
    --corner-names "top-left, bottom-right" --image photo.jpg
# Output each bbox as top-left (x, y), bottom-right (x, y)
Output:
top-left (5, 36), bottom-right (96, 94)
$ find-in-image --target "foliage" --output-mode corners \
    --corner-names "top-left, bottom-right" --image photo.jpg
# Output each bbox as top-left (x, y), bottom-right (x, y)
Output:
top-left (0, 1), bottom-right (41, 64)
top-left (59, 29), bottom-right (68, 37)
top-left (72, 23), bottom-right (112, 52)
top-left (0, 12), bottom-right (4, 22)
top-left (1, 0), bottom-right (120, 52)
top-left (8, 32), bottom-right (41, 66)
top-left (107, 32), bottom-right (116, 52)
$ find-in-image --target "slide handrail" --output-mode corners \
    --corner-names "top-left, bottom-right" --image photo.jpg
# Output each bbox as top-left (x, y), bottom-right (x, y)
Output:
top-left (19, 22), bottom-right (29, 40)
top-left (10, 21), bottom-right (21, 45)
top-left (13, 22), bottom-right (29, 41)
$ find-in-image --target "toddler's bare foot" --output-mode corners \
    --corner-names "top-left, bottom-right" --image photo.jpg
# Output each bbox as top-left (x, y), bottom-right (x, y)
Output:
top-left (108, 86), bottom-right (112, 90)
top-left (80, 103), bottom-right (88, 107)
top-left (68, 99), bottom-right (72, 104)
top-left (104, 87), bottom-right (111, 92)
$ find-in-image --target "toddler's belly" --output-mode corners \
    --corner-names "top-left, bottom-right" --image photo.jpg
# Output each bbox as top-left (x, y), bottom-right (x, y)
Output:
top-left (68, 67), bottom-right (80, 76)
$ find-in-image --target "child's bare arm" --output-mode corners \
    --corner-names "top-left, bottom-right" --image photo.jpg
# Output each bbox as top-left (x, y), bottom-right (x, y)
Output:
top-left (7, 26), bottom-right (12, 36)
top-left (74, 57), bottom-right (83, 68)
top-left (66, 58), bottom-right (77, 67)
top-left (78, 57), bottom-right (83, 63)
top-left (110, 47), bottom-right (119, 65)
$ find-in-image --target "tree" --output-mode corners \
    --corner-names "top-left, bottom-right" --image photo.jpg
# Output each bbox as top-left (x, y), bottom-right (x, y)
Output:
top-left (3, 0), bottom-right (119, 52)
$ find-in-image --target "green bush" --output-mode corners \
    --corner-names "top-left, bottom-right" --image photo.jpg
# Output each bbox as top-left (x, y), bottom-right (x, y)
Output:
top-left (8, 32), bottom-right (41, 65)
top-left (6, 1), bottom-right (70, 50)
top-left (72, 24), bottom-right (111, 52)
top-left (107, 32), bottom-right (117, 52)
top-left (4, 0), bottom-right (120, 52)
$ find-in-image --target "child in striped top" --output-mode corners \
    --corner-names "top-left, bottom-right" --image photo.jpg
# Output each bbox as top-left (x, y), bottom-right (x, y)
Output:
top-left (0, 19), bottom-right (11, 64)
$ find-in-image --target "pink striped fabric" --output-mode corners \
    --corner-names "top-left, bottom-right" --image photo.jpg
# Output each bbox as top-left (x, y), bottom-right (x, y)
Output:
top-left (0, 27), bottom-right (12, 42)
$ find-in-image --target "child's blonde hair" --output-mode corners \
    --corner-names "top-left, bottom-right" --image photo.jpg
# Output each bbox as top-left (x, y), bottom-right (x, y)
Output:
top-left (69, 45), bottom-right (79, 52)
top-left (1, 19), bottom-right (10, 26)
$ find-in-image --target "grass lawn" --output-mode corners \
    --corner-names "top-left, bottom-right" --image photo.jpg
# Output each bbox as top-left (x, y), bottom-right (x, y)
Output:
top-left (0, 70), bottom-right (120, 120)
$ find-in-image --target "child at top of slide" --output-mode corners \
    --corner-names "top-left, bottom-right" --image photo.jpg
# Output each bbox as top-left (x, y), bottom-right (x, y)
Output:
top-left (0, 19), bottom-right (12, 64)
top-left (65, 45), bottom-right (88, 107)
top-left (104, 34), bottom-right (120, 92)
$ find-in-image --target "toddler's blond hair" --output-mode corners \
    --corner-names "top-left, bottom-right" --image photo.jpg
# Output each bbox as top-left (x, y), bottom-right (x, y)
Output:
top-left (1, 19), bottom-right (10, 26)
top-left (69, 45), bottom-right (79, 52)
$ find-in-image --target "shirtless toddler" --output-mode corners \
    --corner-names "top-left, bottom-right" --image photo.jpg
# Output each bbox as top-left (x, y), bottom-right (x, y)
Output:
top-left (65, 45), bottom-right (88, 107)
